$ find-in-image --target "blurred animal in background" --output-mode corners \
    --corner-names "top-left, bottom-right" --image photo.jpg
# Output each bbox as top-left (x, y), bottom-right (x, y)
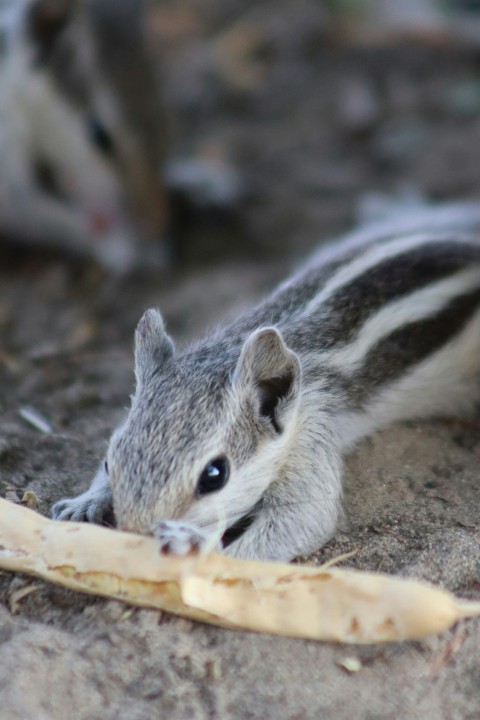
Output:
top-left (0, 0), bottom-right (240, 273)
top-left (0, 0), bottom-right (169, 272)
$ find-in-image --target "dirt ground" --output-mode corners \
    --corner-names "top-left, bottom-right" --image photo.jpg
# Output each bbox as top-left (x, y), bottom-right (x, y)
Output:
top-left (1, 3), bottom-right (480, 719)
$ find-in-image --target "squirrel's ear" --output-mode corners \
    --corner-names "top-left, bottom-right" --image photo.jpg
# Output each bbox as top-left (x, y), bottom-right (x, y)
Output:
top-left (27, 0), bottom-right (75, 65)
top-left (134, 309), bottom-right (175, 389)
top-left (233, 328), bottom-right (300, 433)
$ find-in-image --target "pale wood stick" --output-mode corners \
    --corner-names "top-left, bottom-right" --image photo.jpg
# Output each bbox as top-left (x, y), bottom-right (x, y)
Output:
top-left (0, 498), bottom-right (478, 643)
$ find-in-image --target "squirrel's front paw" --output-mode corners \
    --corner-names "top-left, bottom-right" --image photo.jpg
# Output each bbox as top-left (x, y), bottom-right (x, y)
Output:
top-left (52, 490), bottom-right (113, 525)
top-left (155, 520), bottom-right (217, 556)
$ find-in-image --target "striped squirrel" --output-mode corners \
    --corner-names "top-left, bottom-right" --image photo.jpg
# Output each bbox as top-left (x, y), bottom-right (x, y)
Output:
top-left (0, 0), bottom-right (239, 272)
top-left (53, 203), bottom-right (480, 561)
top-left (0, 0), bottom-right (168, 272)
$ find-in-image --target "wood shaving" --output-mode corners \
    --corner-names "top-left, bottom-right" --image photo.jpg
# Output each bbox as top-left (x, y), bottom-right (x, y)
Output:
top-left (9, 583), bottom-right (42, 614)
top-left (337, 657), bottom-right (362, 673)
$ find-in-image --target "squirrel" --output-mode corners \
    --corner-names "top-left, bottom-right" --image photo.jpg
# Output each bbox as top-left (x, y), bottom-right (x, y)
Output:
top-left (0, 0), bottom-right (240, 272)
top-left (0, 0), bottom-right (168, 272)
top-left (52, 203), bottom-right (480, 561)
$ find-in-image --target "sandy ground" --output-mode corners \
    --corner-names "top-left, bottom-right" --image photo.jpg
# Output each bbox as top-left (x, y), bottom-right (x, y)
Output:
top-left (1, 3), bottom-right (480, 718)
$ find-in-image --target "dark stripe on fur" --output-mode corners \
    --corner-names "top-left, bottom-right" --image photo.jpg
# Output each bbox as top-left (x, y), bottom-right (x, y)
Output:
top-left (224, 255), bottom-right (360, 347)
top-left (289, 241), bottom-right (480, 353)
top-left (89, 0), bottom-right (166, 169)
top-left (349, 285), bottom-right (480, 406)
top-left (27, 1), bottom-right (89, 106)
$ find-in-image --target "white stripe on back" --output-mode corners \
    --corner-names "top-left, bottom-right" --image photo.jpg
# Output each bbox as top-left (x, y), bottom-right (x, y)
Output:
top-left (322, 265), bottom-right (480, 373)
top-left (302, 232), bottom-right (476, 318)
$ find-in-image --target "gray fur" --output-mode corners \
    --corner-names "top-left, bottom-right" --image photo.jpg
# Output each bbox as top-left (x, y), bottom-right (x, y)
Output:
top-left (135, 309), bottom-right (175, 390)
top-left (53, 204), bottom-right (480, 561)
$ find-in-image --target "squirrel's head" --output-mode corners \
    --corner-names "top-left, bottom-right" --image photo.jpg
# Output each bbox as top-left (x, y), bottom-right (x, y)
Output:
top-left (107, 309), bottom-right (302, 544)
top-left (14, 0), bottom-right (167, 269)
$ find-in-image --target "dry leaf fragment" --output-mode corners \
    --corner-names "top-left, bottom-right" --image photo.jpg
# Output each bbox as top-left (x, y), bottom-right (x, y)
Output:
top-left (21, 491), bottom-right (40, 509)
top-left (337, 657), bottom-right (362, 673)
top-left (0, 498), bottom-right (479, 644)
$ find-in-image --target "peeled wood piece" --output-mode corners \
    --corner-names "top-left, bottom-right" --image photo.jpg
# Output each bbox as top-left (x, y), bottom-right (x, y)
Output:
top-left (0, 498), bottom-right (479, 643)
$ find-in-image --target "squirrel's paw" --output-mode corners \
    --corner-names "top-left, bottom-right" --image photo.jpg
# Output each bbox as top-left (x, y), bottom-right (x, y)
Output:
top-left (155, 520), bottom-right (217, 556)
top-left (51, 489), bottom-right (113, 525)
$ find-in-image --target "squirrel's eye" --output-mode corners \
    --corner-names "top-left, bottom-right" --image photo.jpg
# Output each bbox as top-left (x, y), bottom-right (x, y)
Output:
top-left (104, 460), bottom-right (109, 475)
top-left (197, 457), bottom-right (230, 497)
top-left (88, 116), bottom-right (115, 157)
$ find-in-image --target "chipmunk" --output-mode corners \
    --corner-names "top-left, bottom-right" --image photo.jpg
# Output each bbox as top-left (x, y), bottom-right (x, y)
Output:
top-left (52, 203), bottom-right (480, 561)
top-left (0, 0), bottom-right (240, 272)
